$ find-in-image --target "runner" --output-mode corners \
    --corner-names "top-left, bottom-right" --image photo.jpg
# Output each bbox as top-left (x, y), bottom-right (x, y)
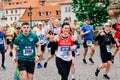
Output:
top-left (95, 23), bottom-right (114, 79)
top-left (35, 22), bottom-right (48, 69)
top-left (51, 22), bottom-right (77, 80)
top-left (6, 22), bottom-right (17, 57)
top-left (111, 17), bottom-right (120, 63)
top-left (44, 19), bottom-right (61, 68)
top-left (81, 18), bottom-right (95, 64)
top-left (0, 26), bottom-right (6, 69)
top-left (71, 19), bottom-right (80, 56)
top-left (12, 22), bottom-right (41, 80)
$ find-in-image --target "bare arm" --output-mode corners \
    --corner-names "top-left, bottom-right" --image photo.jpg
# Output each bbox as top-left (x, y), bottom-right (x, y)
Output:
top-left (12, 46), bottom-right (17, 63)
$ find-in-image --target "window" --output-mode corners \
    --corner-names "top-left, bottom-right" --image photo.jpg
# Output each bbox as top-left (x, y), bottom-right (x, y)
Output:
top-left (46, 11), bottom-right (51, 15)
top-left (9, 3), bottom-right (11, 5)
top-left (68, 7), bottom-right (71, 12)
top-left (16, 2), bottom-right (19, 5)
top-left (56, 10), bottom-right (61, 15)
top-left (65, 7), bottom-right (67, 12)
top-left (15, 17), bottom-right (17, 20)
top-left (11, 10), bottom-right (13, 14)
top-left (41, 1), bottom-right (45, 6)
top-left (39, 12), bottom-right (44, 16)
top-left (6, 10), bottom-right (8, 14)
top-left (15, 10), bottom-right (17, 13)
top-left (10, 17), bottom-right (13, 21)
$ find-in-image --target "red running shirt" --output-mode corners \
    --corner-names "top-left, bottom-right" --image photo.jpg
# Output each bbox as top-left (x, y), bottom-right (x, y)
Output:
top-left (114, 23), bottom-right (120, 38)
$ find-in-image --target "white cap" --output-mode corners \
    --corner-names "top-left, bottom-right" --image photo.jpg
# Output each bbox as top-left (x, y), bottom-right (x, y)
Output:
top-left (38, 22), bottom-right (43, 25)
top-left (107, 19), bottom-right (112, 23)
top-left (104, 23), bottom-right (110, 28)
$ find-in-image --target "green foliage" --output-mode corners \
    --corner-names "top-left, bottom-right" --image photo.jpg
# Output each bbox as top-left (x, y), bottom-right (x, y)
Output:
top-left (71, 0), bottom-right (110, 26)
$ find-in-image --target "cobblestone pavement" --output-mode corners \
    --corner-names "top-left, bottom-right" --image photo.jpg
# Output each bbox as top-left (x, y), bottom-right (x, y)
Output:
top-left (0, 46), bottom-right (120, 80)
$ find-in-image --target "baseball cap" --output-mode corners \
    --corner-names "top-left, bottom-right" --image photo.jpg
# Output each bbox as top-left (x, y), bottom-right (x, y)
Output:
top-left (104, 23), bottom-right (110, 28)
top-left (38, 22), bottom-right (43, 25)
top-left (16, 26), bottom-right (21, 29)
top-left (85, 18), bottom-right (90, 21)
top-left (74, 19), bottom-right (77, 22)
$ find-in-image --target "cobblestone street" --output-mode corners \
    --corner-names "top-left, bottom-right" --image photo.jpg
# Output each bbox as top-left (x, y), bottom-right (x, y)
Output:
top-left (0, 46), bottom-right (120, 80)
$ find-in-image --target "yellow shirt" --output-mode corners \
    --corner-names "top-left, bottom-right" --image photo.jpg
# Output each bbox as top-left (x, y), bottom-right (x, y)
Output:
top-left (7, 27), bottom-right (15, 34)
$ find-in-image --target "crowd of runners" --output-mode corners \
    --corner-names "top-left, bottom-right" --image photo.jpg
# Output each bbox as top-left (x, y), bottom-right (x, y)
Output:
top-left (0, 16), bottom-right (120, 80)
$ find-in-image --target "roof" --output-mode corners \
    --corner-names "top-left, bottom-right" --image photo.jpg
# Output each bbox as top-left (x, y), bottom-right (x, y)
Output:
top-left (0, 2), bottom-right (8, 10)
top-left (59, 0), bottom-right (72, 5)
top-left (19, 5), bottom-right (61, 21)
top-left (5, 0), bottom-right (51, 9)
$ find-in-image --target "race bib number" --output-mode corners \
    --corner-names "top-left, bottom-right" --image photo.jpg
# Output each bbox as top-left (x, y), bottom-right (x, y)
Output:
top-left (40, 40), bottom-right (44, 44)
top-left (106, 45), bottom-right (111, 53)
top-left (23, 46), bottom-right (33, 56)
top-left (60, 47), bottom-right (71, 58)
top-left (86, 40), bottom-right (92, 46)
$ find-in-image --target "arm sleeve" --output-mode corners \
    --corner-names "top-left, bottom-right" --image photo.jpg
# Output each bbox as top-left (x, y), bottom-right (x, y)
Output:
top-left (94, 33), bottom-right (100, 41)
top-left (111, 34), bottom-right (116, 44)
top-left (73, 41), bottom-right (80, 48)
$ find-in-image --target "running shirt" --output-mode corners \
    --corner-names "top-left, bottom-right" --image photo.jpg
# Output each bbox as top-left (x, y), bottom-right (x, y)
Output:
top-left (113, 23), bottom-right (120, 38)
top-left (14, 32), bottom-right (39, 61)
top-left (0, 32), bottom-right (5, 46)
top-left (56, 35), bottom-right (73, 61)
top-left (53, 27), bottom-right (61, 35)
top-left (81, 24), bottom-right (94, 41)
top-left (7, 27), bottom-right (16, 34)
top-left (36, 28), bottom-right (47, 45)
top-left (72, 24), bottom-right (80, 35)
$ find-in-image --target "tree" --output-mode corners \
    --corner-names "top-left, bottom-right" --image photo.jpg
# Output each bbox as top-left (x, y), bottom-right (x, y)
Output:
top-left (71, 0), bottom-right (110, 26)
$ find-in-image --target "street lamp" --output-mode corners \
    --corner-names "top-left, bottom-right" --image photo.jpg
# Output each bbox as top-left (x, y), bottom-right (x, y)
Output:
top-left (28, 6), bottom-right (33, 27)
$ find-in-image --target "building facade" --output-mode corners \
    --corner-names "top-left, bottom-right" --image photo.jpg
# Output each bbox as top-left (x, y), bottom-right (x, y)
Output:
top-left (60, 0), bottom-right (77, 24)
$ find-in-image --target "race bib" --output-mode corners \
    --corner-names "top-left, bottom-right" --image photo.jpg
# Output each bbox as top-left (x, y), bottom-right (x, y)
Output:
top-left (60, 47), bottom-right (71, 58)
top-left (40, 40), bottom-right (44, 44)
top-left (106, 45), bottom-right (111, 53)
top-left (23, 46), bottom-right (33, 56)
top-left (86, 40), bottom-right (92, 46)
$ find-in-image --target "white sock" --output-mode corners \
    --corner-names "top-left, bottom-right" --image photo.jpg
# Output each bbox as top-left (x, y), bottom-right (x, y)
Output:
top-left (71, 74), bottom-right (75, 79)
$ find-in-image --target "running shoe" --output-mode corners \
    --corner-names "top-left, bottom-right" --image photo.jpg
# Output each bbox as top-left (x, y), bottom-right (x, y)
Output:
top-left (83, 59), bottom-right (87, 64)
top-left (44, 62), bottom-right (47, 68)
top-left (89, 58), bottom-right (94, 63)
top-left (95, 68), bottom-right (100, 77)
top-left (76, 52), bottom-right (80, 56)
top-left (1, 65), bottom-right (6, 70)
top-left (103, 74), bottom-right (110, 79)
top-left (72, 78), bottom-right (75, 80)
top-left (37, 63), bottom-right (42, 69)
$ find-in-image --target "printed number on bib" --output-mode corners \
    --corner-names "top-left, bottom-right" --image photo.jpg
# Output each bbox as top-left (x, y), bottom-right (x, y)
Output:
top-left (60, 47), bottom-right (71, 58)
top-left (86, 40), bottom-right (92, 46)
top-left (23, 46), bottom-right (33, 56)
top-left (106, 45), bottom-right (111, 53)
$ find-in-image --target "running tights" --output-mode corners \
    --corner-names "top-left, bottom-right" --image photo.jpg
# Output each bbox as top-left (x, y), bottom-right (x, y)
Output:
top-left (56, 57), bottom-right (72, 80)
